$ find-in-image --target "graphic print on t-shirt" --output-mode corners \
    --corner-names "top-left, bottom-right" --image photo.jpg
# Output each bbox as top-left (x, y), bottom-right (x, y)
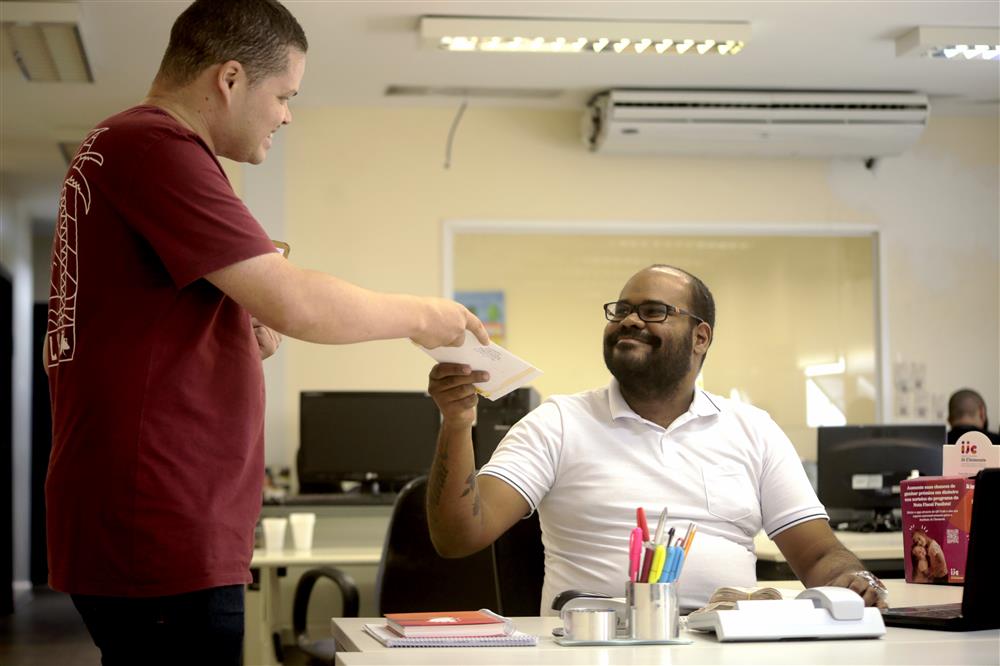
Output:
top-left (47, 127), bottom-right (108, 367)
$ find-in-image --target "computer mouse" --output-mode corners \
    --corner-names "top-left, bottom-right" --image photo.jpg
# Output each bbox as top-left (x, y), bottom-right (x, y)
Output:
top-left (796, 586), bottom-right (865, 620)
top-left (550, 589), bottom-right (612, 611)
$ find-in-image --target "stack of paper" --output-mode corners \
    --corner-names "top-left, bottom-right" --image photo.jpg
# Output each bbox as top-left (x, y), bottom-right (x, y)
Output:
top-left (419, 330), bottom-right (542, 401)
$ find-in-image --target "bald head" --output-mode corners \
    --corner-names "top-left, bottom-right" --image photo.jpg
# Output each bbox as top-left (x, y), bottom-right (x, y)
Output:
top-left (641, 265), bottom-right (716, 329)
top-left (947, 389), bottom-right (987, 428)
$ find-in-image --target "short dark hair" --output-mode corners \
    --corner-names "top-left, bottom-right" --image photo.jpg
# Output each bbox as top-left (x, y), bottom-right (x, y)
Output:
top-left (948, 388), bottom-right (985, 421)
top-left (156, 0), bottom-right (308, 87)
top-left (650, 264), bottom-right (716, 329)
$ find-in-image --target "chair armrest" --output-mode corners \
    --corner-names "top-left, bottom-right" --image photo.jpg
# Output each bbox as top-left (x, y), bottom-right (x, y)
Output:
top-left (292, 566), bottom-right (360, 637)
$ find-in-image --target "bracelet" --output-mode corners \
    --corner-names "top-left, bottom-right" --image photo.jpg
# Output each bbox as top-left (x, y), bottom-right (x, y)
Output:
top-left (852, 570), bottom-right (888, 599)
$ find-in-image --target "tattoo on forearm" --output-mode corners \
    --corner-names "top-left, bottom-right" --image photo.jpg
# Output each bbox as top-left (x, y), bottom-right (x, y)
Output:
top-left (460, 471), bottom-right (482, 519)
top-left (428, 440), bottom-right (449, 507)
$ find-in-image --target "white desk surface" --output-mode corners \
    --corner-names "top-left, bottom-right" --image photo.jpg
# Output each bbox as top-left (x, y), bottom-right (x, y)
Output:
top-left (250, 546), bottom-right (382, 567)
top-left (754, 530), bottom-right (903, 562)
top-left (332, 580), bottom-right (998, 666)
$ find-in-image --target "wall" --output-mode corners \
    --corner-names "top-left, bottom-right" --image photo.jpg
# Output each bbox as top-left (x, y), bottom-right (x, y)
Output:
top-left (278, 107), bottom-right (998, 465)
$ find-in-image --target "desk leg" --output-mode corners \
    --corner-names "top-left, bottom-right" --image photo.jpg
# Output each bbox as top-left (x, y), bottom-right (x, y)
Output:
top-left (244, 568), bottom-right (281, 666)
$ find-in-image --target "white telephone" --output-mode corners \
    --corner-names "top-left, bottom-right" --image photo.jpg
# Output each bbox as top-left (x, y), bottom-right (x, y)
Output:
top-left (685, 587), bottom-right (886, 641)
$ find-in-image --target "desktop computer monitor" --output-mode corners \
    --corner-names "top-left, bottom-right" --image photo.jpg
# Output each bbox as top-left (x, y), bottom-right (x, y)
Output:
top-left (817, 424), bottom-right (945, 530)
top-left (298, 391), bottom-right (441, 494)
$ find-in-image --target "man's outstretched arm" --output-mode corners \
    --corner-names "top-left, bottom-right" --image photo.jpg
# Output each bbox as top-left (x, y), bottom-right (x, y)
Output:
top-left (424, 362), bottom-right (529, 557)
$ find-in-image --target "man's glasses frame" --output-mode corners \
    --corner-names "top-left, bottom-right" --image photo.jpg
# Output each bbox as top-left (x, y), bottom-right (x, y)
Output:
top-left (603, 300), bottom-right (706, 325)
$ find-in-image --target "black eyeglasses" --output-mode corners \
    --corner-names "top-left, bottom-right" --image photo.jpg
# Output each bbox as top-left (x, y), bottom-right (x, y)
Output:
top-left (603, 300), bottom-right (705, 324)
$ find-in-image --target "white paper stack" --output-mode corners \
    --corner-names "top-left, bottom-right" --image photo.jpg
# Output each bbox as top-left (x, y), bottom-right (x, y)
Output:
top-left (419, 331), bottom-right (542, 401)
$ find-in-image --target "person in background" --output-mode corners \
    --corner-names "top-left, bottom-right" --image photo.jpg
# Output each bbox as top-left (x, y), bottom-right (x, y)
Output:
top-left (946, 389), bottom-right (1000, 444)
top-left (44, 1), bottom-right (487, 664)
top-left (424, 265), bottom-right (888, 614)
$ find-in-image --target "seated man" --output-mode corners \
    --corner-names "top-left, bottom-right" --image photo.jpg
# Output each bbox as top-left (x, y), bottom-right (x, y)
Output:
top-left (425, 264), bottom-right (887, 613)
top-left (946, 388), bottom-right (1000, 444)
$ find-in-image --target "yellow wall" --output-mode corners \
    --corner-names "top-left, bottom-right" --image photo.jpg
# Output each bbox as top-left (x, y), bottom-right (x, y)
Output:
top-left (278, 107), bottom-right (999, 462)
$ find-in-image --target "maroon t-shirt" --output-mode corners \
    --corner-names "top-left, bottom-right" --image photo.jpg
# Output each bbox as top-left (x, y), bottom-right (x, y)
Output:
top-left (45, 106), bottom-right (277, 597)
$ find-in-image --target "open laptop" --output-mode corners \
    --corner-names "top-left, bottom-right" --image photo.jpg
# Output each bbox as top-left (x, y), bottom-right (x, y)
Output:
top-left (881, 467), bottom-right (999, 631)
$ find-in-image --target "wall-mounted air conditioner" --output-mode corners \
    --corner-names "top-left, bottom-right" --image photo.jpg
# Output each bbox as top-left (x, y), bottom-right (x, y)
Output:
top-left (583, 90), bottom-right (930, 158)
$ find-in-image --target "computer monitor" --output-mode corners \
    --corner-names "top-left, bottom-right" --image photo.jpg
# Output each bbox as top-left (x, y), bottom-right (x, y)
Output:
top-left (817, 424), bottom-right (945, 530)
top-left (298, 391), bottom-right (441, 494)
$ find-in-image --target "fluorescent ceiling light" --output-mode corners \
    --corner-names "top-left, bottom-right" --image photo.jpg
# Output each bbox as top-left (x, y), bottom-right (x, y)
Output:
top-left (3, 22), bottom-right (93, 81)
top-left (420, 16), bottom-right (749, 56)
top-left (896, 26), bottom-right (1000, 60)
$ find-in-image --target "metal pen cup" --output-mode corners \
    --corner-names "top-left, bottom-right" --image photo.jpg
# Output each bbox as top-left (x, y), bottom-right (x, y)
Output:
top-left (561, 607), bottom-right (617, 641)
top-left (627, 581), bottom-right (679, 640)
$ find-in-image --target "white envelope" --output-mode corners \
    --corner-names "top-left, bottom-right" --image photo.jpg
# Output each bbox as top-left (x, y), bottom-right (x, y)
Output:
top-left (419, 331), bottom-right (542, 401)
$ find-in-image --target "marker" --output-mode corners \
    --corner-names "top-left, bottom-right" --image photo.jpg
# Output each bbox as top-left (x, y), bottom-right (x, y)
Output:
top-left (628, 527), bottom-right (643, 582)
top-left (639, 542), bottom-right (655, 582)
top-left (653, 506), bottom-right (669, 545)
top-left (636, 507), bottom-right (650, 542)
top-left (647, 544), bottom-right (666, 583)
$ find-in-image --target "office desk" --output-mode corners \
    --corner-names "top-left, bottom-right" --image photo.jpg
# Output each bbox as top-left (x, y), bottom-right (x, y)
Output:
top-left (331, 580), bottom-right (998, 666)
top-left (246, 546), bottom-right (382, 666)
top-left (755, 530), bottom-right (904, 579)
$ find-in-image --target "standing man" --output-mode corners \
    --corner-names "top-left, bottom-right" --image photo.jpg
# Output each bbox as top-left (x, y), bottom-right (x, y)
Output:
top-left (426, 265), bottom-right (888, 613)
top-left (44, 1), bottom-right (487, 664)
top-left (947, 389), bottom-right (1000, 444)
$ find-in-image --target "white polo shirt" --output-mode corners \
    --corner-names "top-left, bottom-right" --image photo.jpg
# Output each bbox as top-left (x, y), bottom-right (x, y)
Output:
top-left (479, 380), bottom-right (827, 613)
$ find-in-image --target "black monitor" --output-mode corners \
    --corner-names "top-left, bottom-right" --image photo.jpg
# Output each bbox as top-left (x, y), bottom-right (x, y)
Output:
top-left (298, 391), bottom-right (441, 494)
top-left (817, 424), bottom-right (945, 530)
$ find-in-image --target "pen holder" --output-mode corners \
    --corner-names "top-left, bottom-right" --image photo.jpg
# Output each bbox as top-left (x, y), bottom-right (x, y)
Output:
top-left (626, 582), bottom-right (679, 640)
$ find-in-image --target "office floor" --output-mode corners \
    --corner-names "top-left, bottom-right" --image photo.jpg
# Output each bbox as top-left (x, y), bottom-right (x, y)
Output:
top-left (0, 587), bottom-right (100, 666)
top-left (0, 587), bottom-right (317, 666)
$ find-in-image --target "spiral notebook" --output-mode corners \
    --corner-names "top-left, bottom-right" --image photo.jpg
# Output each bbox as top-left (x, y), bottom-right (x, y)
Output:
top-left (363, 623), bottom-right (537, 648)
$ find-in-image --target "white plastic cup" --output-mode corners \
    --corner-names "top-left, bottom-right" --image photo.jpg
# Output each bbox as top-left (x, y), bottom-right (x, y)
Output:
top-left (261, 517), bottom-right (288, 552)
top-left (289, 512), bottom-right (316, 551)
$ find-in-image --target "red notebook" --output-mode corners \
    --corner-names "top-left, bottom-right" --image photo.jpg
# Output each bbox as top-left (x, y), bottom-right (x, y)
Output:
top-left (383, 609), bottom-right (509, 637)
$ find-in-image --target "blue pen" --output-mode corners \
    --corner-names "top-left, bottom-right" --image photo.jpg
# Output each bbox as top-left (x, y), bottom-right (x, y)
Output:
top-left (669, 546), bottom-right (685, 582)
top-left (658, 547), bottom-right (677, 582)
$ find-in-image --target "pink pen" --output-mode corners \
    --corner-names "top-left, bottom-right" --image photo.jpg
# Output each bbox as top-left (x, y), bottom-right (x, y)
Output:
top-left (628, 527), bottom-right (643, 582)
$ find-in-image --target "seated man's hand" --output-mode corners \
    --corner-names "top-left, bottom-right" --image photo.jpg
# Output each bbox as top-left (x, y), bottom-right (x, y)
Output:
top-left (428, 363), bottom-right (489, 428)
top-left (825, 571), bottom-right (888, 609)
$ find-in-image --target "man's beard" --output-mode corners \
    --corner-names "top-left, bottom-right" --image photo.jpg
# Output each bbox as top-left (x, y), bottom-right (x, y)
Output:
top-left (603, 327), bottom-right (693, 401)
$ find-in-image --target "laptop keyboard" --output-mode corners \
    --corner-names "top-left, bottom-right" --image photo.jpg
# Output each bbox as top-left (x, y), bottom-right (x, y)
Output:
top-left (887, 603), bottom-right (962, 618)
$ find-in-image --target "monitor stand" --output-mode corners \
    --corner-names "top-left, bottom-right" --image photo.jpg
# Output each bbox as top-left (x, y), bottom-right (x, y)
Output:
top-left (838, 509), bottom-right (901, 532)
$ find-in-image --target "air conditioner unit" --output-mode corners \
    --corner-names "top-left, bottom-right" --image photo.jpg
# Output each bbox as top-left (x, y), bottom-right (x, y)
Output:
top-left (583, 90), bottom-right (930, 158)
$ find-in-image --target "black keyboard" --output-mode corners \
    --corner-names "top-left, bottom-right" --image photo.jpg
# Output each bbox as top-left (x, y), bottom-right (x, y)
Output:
top-left (281, 492), bottom-right (398, 506)
top-left (886, 603), bottom-right (962, 618)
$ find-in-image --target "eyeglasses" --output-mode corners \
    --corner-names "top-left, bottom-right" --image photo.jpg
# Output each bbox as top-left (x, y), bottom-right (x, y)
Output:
top-left (603, 300), bottom-right (706, 324)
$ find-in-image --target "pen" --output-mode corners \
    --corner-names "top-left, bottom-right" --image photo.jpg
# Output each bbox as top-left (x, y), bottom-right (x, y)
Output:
top-left (665, 526), bottom-right (676, 549)
top-left (647, 544), bottom-right (666, 583)
top-left (669, 546), bottom-right (685, 582)
top-left (683, 523), bottom-right (698, 558)
top-left (628, 527), bottom-right (643, 582)
top-left (653, 506), bottom-right (669, 545)
top-left (636, 507), bottom-right (650, 542)
top-left (659, 547), bottom-right (677, 582)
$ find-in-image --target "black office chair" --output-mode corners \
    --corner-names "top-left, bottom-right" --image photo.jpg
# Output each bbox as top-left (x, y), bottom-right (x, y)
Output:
top-left (290, 566), bottom-right (359, 665)
top-left (375, 475), bottom-right (501, 614)
top-left (493, 511), bottom-right (544, 615)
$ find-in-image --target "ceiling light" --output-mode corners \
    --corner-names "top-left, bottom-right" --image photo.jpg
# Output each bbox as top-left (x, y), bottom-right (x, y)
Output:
top-left (420, 16), bottom-right (750, 56)
top-left (896, 26), bottom-right (1000, 60)
top-left (2, 21), bottom-right (93, 81)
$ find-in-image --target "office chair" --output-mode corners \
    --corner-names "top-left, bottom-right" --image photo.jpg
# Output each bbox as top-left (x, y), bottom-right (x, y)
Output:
top-left (493, 511), bottom-right (544, 615)
top-left (375, 475), bottom-right (501, 614)
top-left (291, 566), bottom-right (359, 665)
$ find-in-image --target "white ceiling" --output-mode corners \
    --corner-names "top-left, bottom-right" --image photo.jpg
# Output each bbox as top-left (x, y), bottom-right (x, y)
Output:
top-left (2, 0), bottom-right (998, 178)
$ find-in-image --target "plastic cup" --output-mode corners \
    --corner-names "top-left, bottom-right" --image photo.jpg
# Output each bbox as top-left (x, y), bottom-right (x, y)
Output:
top-left (289, 512), bottom-right (316, 551)
top-left (261, 517), bottom-right (288, 552)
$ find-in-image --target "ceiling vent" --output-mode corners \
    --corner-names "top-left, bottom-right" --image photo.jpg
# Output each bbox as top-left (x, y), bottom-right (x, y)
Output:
top-left (583, 90), bottom-right (930, 157)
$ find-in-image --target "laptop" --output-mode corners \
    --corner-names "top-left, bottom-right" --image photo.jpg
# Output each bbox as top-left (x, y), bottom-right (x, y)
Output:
top-left (881, 467), bottom-right (999, 631)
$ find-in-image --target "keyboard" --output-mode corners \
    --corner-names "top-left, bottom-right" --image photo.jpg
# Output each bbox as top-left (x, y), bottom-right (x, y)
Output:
top-left (886, 603), bottom-right (962, 619)
top-left (281, 492), bottom-right (398, 506)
